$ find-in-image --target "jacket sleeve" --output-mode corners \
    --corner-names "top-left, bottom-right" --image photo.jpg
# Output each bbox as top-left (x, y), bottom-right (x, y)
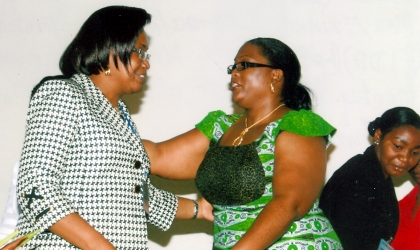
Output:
top-left (17, 81), bottom-right (79, 233)
top-left (146, 179), bottom-right (178, 231)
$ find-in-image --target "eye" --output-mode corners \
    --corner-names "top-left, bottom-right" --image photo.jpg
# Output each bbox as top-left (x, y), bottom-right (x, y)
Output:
top-left (393, 144), bottom-right (402, 149)
top-left (412, 150), bottom-right (420, 155)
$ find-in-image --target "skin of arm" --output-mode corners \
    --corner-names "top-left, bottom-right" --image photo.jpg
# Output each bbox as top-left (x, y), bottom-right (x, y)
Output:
top-left (232, 131), bottom-right (327, 249)
top-left (144, 129), bottom-right (214, 221)
top-left (49, 213), bottom-right (115, 250)
top-left (143, 128), bottom-right (210, 180)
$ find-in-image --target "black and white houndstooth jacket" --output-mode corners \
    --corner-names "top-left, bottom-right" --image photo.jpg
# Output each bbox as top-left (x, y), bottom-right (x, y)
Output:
top-left (16, 74), bottom-right (178, 249)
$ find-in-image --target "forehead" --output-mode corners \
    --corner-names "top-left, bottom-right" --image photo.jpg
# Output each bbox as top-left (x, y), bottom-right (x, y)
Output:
top-left (235, 43), bottom-right (267, 62)
top-left (136, 31), bottom-right (149, 49)
top-left (384, 125), bottom-right (420, 143)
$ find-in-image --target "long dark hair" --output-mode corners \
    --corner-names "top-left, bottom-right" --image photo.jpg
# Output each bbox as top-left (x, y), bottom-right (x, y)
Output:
top-left (368, 107), bottom-right (420, 138)
top-left (246, 38), bottom-right (312, 110)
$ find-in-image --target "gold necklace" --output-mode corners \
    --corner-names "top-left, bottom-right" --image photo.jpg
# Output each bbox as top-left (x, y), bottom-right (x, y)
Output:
top-left (232, 103), bottom-right (285, 146)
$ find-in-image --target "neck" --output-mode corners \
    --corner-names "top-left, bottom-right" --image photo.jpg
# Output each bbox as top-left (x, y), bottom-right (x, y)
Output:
top-left (245, 103), bottom-right (285, 125)
top-left (89, 74), bottom-right (121, 108)
top-left (232, 103), bottom-right (285, 146)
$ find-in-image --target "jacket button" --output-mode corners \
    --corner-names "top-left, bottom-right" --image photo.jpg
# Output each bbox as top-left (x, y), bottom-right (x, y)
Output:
top-left (134, 185), bottom-right (141, 193)
top-left (133, 161), bottom-right (141, 169)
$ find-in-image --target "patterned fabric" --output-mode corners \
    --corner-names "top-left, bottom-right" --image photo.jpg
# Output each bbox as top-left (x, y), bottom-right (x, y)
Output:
top-left (195, 110), bottom-right (341, 249)
top-left (16, 74), bottom-right (177, 249)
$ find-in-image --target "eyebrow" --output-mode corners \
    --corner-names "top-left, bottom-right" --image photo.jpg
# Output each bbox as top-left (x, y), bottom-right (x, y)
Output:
top-left (395, 137), bottom-right (420, 149)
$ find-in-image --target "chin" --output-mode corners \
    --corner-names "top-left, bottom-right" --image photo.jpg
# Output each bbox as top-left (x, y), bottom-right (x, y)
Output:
top-left (231, 96), bottom-right (243, 106)
top-left (389, 170), bottom-right (405, 178)
top-left (132, 84), bottom-right (143, 93)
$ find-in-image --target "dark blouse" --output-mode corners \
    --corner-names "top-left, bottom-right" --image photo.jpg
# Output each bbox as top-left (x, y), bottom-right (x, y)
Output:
top-left (320, 146), bottom-right (399, 250)
top-left (196, 140), bottom-right (266, 206)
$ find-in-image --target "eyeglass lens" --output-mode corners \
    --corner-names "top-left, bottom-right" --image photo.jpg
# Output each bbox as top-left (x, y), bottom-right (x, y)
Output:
top-left (133, 48), bottom-right (151, 60)
top-left (227, 62), bottom-right (244, 74)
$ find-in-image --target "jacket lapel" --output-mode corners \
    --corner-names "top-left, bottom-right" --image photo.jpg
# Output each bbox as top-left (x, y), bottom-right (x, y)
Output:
top-left (71, 74), bottom-right (141, 148)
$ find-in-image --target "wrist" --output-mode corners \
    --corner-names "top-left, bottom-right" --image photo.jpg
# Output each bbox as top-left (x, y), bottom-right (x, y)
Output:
top-left (192, 200), bottom-right (198, 219)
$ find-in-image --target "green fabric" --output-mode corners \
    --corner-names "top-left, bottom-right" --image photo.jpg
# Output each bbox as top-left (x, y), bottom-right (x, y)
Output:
top-left (195, 109), bottom-right (341, 250)
top-left (278, 109), bottom-right (336, 137)
top-left (196, 110), bottom-right (240, 140)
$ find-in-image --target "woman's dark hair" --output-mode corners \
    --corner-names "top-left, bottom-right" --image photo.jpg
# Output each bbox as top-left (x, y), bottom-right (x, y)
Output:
top-left (246, 38), bottom-right (311, 110)
top-left (59, 6), bottom-right (151, 77)
top-left (368, 107), bottom-right (420, 137)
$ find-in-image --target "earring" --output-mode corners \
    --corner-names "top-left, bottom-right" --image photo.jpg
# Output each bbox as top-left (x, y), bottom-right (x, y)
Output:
top-left (105, 69), bottom-right (111, 76)
top-left (374, 141), bottom-right (379, 145)
top-left (270, 82), bottom-right (275, 93)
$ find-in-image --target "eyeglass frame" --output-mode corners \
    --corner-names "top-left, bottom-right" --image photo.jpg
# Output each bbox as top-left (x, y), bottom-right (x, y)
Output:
top-left (227, 61), bottom-right (276, 74)
top-left (132, 48), bottom-right (151, 60)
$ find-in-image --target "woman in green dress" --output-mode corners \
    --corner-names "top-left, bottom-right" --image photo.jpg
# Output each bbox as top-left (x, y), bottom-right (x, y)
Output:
top-left (144, 38), bottom-right (342, 249)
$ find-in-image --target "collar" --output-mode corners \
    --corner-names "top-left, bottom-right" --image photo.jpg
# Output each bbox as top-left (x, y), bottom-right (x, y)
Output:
top-left (70, 74), bottom-right (141, 145)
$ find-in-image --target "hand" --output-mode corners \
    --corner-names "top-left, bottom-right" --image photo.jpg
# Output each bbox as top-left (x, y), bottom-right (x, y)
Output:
top-left (197, 197), bottom-right (214, 222)
top-left (1, 236), bottom-right (24, 250)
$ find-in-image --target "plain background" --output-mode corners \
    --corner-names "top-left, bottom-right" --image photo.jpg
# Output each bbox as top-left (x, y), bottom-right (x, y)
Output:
top-left (1, 0), bottom-right (419, 249)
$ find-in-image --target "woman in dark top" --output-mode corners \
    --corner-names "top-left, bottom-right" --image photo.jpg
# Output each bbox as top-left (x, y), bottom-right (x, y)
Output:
top-left (320, 107), bottom-right (420, 250)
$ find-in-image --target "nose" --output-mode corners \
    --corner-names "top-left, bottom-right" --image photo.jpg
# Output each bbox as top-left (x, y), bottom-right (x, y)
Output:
top-left (231, 68), bottom-right (239, 76)
top-left (399, 150), bottom-right (410, 167)
top-left (142, 59), bottom-right (150, 69)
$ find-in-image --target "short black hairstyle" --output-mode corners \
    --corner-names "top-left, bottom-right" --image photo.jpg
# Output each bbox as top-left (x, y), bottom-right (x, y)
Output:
top-left (368, 107), bottom-right (420, 137)
top-left (59, 6), bottom-right (151, 77)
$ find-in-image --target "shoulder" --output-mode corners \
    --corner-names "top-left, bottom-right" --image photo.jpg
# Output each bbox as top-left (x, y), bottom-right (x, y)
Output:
top-left (28, 77), bottom-right (86, 117)
top-left (195, 110), bottom-right (240, 140)
top-left (31, 76), bottom-right (83, 101)
top-left (278, 109), bottom-right (336, 137)
top-left (196, 110), bottom-right (240, 128)
top-left (200, 110), bottom-right (240, 122)
top-left (325, 147), bottom-right (377, 190)
top-left (201, 110), bottom-right (228, 121)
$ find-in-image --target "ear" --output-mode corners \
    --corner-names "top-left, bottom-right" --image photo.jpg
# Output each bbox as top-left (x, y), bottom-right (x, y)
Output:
top-left (374, 129), bottom-right (382, 143)
top-left (272, 69), bottom-right (284, 83)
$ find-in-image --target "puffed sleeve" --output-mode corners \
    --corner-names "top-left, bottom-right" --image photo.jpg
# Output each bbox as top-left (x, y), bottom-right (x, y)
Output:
top-left (17, 80), bottom-right (79, 233)
top-left (276, 109), bottom-right (336, 146)
top-left (195, 110), bottom-right (229, 140)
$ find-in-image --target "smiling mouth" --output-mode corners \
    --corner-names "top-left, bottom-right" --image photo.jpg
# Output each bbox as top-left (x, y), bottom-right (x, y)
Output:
top-left (137, 74), bottom-right (146, 79)
top-left (394, 165), bottom-right (405, 172)
top-left (231, 82), bottom-right (240, 89)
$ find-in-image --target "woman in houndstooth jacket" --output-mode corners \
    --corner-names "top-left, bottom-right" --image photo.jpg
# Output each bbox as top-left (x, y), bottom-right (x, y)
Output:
top-left (14, 6), bottom-right (212, 250)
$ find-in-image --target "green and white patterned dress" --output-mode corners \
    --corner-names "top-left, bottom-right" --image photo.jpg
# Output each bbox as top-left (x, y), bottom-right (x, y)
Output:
top-left (195, 109), bottom-right (342, 250)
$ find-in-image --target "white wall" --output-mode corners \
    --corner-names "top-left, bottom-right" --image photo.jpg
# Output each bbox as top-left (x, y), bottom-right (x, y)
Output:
top-left (1, 0), bottom-right (419, 248)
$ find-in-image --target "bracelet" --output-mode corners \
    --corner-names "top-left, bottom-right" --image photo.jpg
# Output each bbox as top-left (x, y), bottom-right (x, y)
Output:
top-left (192, 200), bottom-right (198, 219)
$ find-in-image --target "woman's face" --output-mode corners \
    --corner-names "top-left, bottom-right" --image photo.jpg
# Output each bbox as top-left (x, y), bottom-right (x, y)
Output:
top-left (409, 161), bottom-right (420, 184)
top-left (374, 125), bottom-right (420, 178)
top-left (230, 43), bottom-right (280, 108)
top-left (110, 31), bottom-right (150, 95)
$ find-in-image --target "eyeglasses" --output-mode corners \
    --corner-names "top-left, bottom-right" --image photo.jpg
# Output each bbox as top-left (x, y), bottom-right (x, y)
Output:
top-left (132, 48), bottom-right (151, 60)
top-left (227, 61), bottom-right (275, 74)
